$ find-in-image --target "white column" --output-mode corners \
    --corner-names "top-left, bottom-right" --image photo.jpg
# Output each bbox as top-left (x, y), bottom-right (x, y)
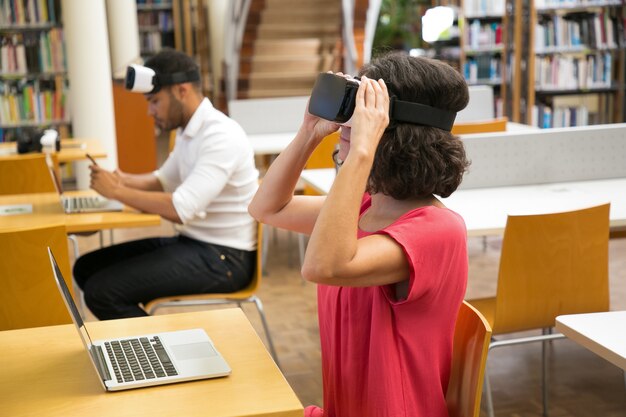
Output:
top-left (105, 0), bottom-right (140, 78)
top-left (207, 0), bottom-right (228, 100)
top-left (62, 0), bottom-right (117, 187)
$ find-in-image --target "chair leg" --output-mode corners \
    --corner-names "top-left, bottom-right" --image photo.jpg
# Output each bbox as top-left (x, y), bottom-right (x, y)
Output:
top-left (67, 234), bottom-right (87, 320)
top-left (483, 368), bottom-right (496, 417)
top-left (251, 296), bottom-right (280, 368)
top-left (542, 328), bottom-right (552, 417)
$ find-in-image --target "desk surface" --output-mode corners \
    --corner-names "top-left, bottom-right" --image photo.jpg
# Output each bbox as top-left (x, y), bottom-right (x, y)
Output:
top-left (299, 168), bottom-right (626, 237)
top-left (0, 138), bottom-right (106, 163)
top-left (556, 311), bottom-right (626, 371)
top-left (0, 192), bottom-right (161, 233)
top-left (0, 309), bottom-right (303, 417)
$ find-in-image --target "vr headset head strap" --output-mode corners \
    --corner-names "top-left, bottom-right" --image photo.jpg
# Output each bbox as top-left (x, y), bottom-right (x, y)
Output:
top-left (390, 98), bottom-right (456, 131)
top-left (155, 70), bottom-right (201, 88)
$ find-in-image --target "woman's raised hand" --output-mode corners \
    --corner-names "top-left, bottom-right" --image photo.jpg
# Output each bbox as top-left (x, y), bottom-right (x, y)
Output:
top-left (348, 76), bottom-right (389, 160)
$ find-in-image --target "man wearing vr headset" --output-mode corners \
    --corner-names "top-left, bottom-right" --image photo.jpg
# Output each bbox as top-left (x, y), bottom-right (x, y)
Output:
top-left (73, 49), bottom-right (258, 320)
top-left (249, 52), bottom-right (470, 417)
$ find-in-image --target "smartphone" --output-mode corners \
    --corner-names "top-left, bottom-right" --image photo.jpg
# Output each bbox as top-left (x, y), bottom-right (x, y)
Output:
top-left (86, 153), bottom-right (98, 166)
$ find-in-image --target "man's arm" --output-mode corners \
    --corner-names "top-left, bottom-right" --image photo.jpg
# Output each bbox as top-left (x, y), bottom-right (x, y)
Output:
top-left (115, 169), bottom-right (164, 191)
top-left (90, 166), bottom-right (182, 223)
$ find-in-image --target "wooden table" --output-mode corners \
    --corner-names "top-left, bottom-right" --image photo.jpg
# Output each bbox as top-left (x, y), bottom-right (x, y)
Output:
top-left (0, 192), bottom-right (160, 233)
top-left (0, 308), bottom-right (303, 417)
top-left (556, 311), bottom-right (626, 371)
top-left (299, 169), bottom-right (626, 238)
top-left (0, 138), bottom-right (106, 163)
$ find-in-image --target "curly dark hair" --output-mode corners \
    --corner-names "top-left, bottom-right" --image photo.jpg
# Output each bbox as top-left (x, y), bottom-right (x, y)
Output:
top-left (358, 53), bottom-right (470, 199)
top-left (144, 48), bottom-right (202, 92)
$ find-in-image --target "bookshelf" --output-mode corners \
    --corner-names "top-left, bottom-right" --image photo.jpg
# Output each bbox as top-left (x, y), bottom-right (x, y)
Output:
top-left (527, 0), bottom-right (625, 128)
top-left (136, 0), bottom-right (176, 58)
top-left (0, 0), bottom-right (70, 142)
top-left (460, 0), bottom-right (508, 118)
top-left (135, 0), bottom-right (213, 99)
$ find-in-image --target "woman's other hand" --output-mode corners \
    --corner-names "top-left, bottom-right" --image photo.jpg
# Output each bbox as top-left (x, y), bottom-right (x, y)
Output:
top-left (348, 76), bottom-right (389, 160)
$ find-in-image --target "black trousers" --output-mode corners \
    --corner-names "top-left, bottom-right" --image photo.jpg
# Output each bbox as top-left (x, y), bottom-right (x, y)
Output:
top-left (73, 235), bottom-right (256, 320)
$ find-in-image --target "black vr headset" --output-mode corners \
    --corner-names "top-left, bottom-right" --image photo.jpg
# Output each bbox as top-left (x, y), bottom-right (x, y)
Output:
top-left (124, 64), bottom-right (200, 94)
top-left (308, 73), bottom-right (457, 131)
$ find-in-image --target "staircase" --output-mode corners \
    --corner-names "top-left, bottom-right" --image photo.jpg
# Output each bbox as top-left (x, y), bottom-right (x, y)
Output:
top-left (237, 0), bottom-right (343, 99)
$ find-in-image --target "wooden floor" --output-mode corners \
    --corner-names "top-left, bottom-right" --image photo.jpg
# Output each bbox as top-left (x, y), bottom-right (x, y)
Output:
top-left (76, 222), bottom-right (626, 417)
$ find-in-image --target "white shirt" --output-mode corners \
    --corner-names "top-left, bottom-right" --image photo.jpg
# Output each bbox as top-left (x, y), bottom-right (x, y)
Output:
top-left (155, 98), bottom-right (258, 251)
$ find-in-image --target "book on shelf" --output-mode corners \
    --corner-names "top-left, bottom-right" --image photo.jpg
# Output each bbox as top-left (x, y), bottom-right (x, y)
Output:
top-left (0, 28), bottom-right (65, 75)
top-left (535, 52), bottom-right (613, 90)
top-left (464, 55), bottom-right (502, 84)
top-left (0, 0), bottom-right (61, 26)
top-left (535, 10), bottom-right (621, 52)
top-left (531, 94), bottom-right (616, 128)
top-left (463, 0), bottom-right (505, 17)
top-left (0, 77), bottom-right (69, 126)
top-left (466, 20), bottom-right (503, 50)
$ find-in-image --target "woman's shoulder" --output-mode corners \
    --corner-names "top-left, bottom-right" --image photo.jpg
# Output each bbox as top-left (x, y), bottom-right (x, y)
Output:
top-left (388, 205), bottom-right (466, 239)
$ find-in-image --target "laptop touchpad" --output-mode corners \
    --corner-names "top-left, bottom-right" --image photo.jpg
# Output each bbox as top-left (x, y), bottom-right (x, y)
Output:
top-left (171, 342), bottom-right (217, 360)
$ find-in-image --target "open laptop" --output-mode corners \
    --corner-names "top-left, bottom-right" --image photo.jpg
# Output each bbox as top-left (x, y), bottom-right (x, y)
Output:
top-left (46, 160), bottom-right (125, 214)
top-left (60, 194), bottom-right (125, 214)
top-left (47, 248), bottom-right (231, 391)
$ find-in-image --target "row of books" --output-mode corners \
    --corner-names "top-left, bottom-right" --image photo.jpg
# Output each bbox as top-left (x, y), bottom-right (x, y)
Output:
top-left (138, 10), bottom-right (174, 31)
top-left (136, 0), bottom-right (171, 4)
top-left (466, 21), bottom-right (503, 50)
top-left (463, 0), bottom-right (505, 17)
top-left (533, 105), bottom-right (592, 127)
top-left (535, 0), bottom-right (622, 10)
top-left (0, 29), bottom-right (64, 75)
top-left (463, 56), bottom-right (502, 84)
top-left (0, 0), bottom-right (60, 26)
top-left (535, 12), bottom-right (623, 52)
top-left (0, 78), bottom-right (68, 126)
top-left (531, 94), bottom-right (615, 128)
top-left (140, 32), bottom-right (174, 54)
top-left (535, 52), bottom-right (613, 90)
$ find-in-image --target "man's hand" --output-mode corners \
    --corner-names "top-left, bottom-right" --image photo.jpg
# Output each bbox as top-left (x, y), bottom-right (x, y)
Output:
top-left (90, 165), bottom-right (123, 198)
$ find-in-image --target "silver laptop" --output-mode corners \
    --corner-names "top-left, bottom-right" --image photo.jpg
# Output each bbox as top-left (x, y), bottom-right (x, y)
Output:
top-left (44, 158), bottom-right (124, 214)
top-left (60, 194), bottom-right (124, 214)
top-left (47, 248), bottom-right (231, 391)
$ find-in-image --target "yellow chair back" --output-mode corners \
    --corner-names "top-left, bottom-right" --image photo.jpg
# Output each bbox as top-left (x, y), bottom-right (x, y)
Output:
top-left (304, 131), bottom-right (339, 195)
top-left (494, 203), bottom-right (610, 333)
top-left (0, 153), bottom-right (57, 195)
top-left (0, 224), bottom-right (73, 330)
top-left (451, 117), bottom-right (508, 135)
top-left (446, 301), bottom-right (492, 417)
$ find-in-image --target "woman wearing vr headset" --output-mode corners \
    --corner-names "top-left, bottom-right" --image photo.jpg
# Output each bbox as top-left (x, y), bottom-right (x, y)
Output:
top-left (249, 52), bottom-right (470, 417)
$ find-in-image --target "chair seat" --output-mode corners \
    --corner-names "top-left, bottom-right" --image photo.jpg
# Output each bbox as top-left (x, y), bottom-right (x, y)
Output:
top-left (146, 287), bottom-right (257, 307)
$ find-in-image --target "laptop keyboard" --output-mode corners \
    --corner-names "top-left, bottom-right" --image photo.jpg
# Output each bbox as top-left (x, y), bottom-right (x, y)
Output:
top-left (62, 196), bottom-right (108, 213)
top-left (104, 336), bottom-right (178, 383)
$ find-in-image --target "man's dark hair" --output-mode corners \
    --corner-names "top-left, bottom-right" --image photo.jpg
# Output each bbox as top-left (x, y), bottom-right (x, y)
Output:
top-left (144, 48), bottom-right (202, 92)
top-left (359, 52), bottom-right (470, 199)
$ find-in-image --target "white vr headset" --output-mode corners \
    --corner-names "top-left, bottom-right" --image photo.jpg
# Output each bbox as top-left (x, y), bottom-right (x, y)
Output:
top-left (125, 64), bottom-right (200, 94)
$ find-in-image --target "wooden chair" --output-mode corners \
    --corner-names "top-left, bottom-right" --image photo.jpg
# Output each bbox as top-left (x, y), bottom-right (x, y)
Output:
top-left (446, 301), bottom-right (492, 417)
top-left (143, 222), bottom-right (280, 366)
top-left (451, 117), bottom-right (508, 135)
top-left (0, 153), bottom-right (58, 195)
top-left (0, 224), bottom-right (74, 330)
top-left (467, 203), bottom-right (610, 417)
top-left (303, 131), bottom-right (339, 195)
